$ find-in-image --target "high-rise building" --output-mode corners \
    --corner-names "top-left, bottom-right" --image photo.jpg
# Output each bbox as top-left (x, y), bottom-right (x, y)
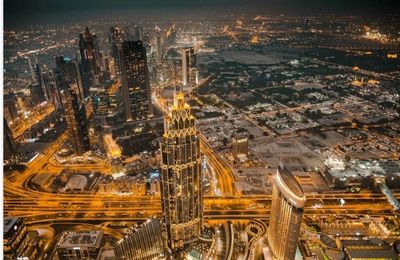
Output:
top-left (114, 218), bottom-right (165, 259)
top-left (62, 86), bottom-right (91, 154)
top-left (120, 40), bottom-right (152, 122)
top-left (134, 25), bottom-right (142, 41)
top-left (156, 33), bottom-right (163, 61)
top-left (55, 56), bottom-right (84, 100)
top-left (4, 118), bottom-right (17, 161)
top-left (4, 94), bottom-right (19, 124)
top-left (29, 83), bottom-right (46, 106)
top-left (26, 56), bottom-right (36, 82)
top-left (160, 91), bottom-right (203, 250)
top-left (43, 70), bottom-right (63, 111)
top-left (79, 27), bottom-right (101, 96)
top-left (181, 47), bottom-right (197, 87)
top-left (109, 26), bottom-right (124, 75)
top-left (267, 166), bottom-right (306, 260)
top-left (33, 63), bottom-right (49, 100)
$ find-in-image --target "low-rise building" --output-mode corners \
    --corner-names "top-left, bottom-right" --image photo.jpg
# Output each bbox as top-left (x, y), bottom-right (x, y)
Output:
top-left (55, 231), bottom-right (104, 260)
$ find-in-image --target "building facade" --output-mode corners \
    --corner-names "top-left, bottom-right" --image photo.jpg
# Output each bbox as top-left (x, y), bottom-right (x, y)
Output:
top-left (267, 166), bottom-right (306, 260)
top-left (160, 92), bottom-right (203, 250)
top-left (62, 86), bottom-right (91, 154)
top-left (79, 27), bottom-right (101, 97)
top-left (3, 118), bottom-right (17, 161)
top-left (231, 130), bottom-right (249, 157)
top-left (109, 26), bottom-right (124, 75)
top-left (3, 217), bottom-right (42, 260)
top-left (120, 40), bottom-right (152, 122)
top-left (181, 47), bottom-right (197, 87)
top-left (114, 218), bottom-right (165, 260)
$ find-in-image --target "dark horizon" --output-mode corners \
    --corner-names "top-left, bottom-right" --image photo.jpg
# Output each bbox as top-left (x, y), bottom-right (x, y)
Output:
top-left (4, 0), bottom-right (400, 29)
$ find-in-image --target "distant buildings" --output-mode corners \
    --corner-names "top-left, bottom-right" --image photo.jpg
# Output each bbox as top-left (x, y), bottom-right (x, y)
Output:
top-left (62, 86), bottom-right (91, 154)
top-left (120, 40), bottom-right (152, 122)
top-left (181, 47), bottom-right (198, 87)
top-left (55, 231), bottom-right (104, 260)
top-left (160, 91), bottom-right (203, 250)
top-left (114, 218), bottom-right (165, 259)
top-left (267, 166), bottom-right (306, 260)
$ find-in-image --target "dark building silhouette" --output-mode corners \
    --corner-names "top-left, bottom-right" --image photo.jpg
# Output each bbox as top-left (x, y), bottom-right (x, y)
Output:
top-left (4, 118), bottom-right (17, 161)
top-left (29, 83), bottom-right (46, 107)
top-left (4, 94), bottom-right (18, 124)
top-left (109, 26), bottom-right (124, 75)
top-left (120, 40), bottom-right (152, 122)
top-left (181, 47), bottom-right (197, 87)
top-left (79, 27), bottom-right (100, 97)
top-left (55, 56), bottom-right (85, 100)
top-left (114, 218), bottom-right (165, 259)
top-left (62, 86), bottom-right (91, 154)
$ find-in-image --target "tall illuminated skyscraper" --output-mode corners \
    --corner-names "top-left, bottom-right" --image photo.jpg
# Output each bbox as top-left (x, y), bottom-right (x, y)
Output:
top-left (160, 91), bottom-right (203, 250)
top-left (267, 166), bottom-right (306, 260)
top-left (181, 47), bottom-right (197, 87)
top-left (79, 27), bottom-right (100, 96)
top-left (109, 26), bottom-right (124, 75)
top-left (61, 86), bottom-right (91, 154)
top-left (120, 40), bottom-right (152, 122)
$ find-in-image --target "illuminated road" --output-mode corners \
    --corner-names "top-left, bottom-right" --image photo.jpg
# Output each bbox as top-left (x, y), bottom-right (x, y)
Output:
top-left (200, 134), bottom-right (238, 196)
top-left (4, 192), bottom-right (398, 223)
top-left (12, 102), bottom-right (55, 140)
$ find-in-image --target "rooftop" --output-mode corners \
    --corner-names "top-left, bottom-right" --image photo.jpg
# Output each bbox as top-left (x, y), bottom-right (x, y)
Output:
top-left (275, 166), bottom-right (306, 208)
top-left (3, 217), bottom-right (20, 234)
top-left (58, 231), bottom-right (103, 248)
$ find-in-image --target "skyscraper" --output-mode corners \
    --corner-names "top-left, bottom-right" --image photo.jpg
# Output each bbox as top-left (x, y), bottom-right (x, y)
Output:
top-left (120, 40), bottom-right (152, 122)
top-left (181, 47), bottom-right (197, 87)
top-left (42, 71), bottom-right (63, 111)
top-left (156, 33), bottom-right (163, 61)
top-left (4, 118), bottom-right (17, 161)
top-left (114, 218), bottom-right (165, 259)
top-left (4, 94), bottom-right (18, 124)
top-left (29, 83), bottom-right (46, 106)
top-left (79, 27), bottom-right (100, 96)
top-left (109, 26), bottom-right (124, 75)
top-left (160, 91), bottom-right (203, 250)
top-left (267, 166), bottom-right (306, 260)
top-left (55, 56), bottom-right (84, 100)
top-left (61, 86), bottom-right (91, 154)
top-left (34, 63), bottom-right (49, 100)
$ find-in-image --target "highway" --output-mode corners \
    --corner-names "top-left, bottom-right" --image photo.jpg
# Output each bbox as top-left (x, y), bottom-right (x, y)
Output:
top-left (12, 102), bottom-right (55, 141)
top-left (4, 191), bottom-right (398, 222)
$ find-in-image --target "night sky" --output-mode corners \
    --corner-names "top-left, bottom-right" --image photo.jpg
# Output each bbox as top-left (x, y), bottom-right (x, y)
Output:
top-left (4, 0), bottom-right (400, 28)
